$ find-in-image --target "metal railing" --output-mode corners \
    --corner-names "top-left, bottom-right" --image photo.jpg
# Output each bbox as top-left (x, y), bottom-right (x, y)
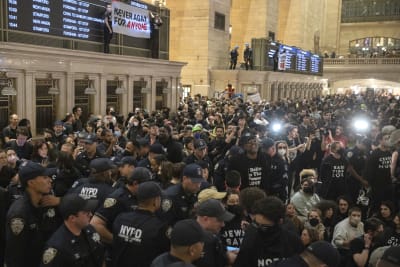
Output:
top-left (324, 58), bottom-right (400, 65)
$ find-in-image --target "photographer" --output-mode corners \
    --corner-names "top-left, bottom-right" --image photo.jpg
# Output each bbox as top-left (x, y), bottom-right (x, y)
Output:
top-left (103, 106), bottom-right (117, 131)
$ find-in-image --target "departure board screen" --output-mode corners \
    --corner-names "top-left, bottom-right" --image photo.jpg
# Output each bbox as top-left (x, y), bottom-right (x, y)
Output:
top-left (264, 41), bottom-right (323, 75)
top-left (279, 44), bottom-right (297, 72)
top-left (310, 54), bottom-right (323, 74)
top-left (296, 49), bottom-right (311, 73)
top-left (7, 0), bottom-right (148, 42)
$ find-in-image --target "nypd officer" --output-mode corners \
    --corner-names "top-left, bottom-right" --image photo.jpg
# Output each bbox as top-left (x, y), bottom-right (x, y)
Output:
top-left (5, 161), bottom-right (62, 267)
top-left (40, 194), bottom-right (104, 267)
top-left (68, 158), bottom-right (116, 207)
top-left (151, 219), bottom-right (206, 267)
top-left (75, 134), bottom-right (106, 177)
top-left (91, 167), bottom-right (152, 244)
top-left (163, 163), bottom-right (204, 225)
top-left (112, 181), bottom-right (170, 267)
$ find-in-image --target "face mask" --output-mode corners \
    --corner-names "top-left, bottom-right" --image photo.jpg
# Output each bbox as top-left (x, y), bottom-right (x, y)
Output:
top-left (227, 205), bottom-right (243, 217)
top-left (252, 221), bottom-right (279, 236)
top-left (303, 186), bottom-right (314, 194)
top-left (278, 149), bottom-right (286, 157)
top-left (114, 130), bottom-right (121, 137)
top-left (309, 218), bottom-right (319, 227)
top-left (133, 122), bottom-right (139, 127)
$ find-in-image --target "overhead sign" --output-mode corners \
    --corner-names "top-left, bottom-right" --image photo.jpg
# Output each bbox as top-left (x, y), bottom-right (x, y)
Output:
top-left (112, 1), bottom-right (150, 39)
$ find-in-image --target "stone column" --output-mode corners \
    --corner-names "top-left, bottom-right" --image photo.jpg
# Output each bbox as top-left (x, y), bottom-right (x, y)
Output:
top-left (120, 75), bottom-right (129, 115)
top-left (65, 72), bottom-right (75, 116)
top-left (127, 75), bottom-right (135, 113)
top-left (24, 71), bottom-right (36, 134)
top-left (96, 74), bottom-right (105, 116)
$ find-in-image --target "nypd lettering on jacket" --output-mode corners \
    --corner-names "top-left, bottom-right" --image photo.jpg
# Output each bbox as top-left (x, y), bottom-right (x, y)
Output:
top-left (118, 225), bottom-right (143, 243)
top-left (79, 187), bottom-right (98, 199)
top-left (258, 257), bottom-right (281, 266)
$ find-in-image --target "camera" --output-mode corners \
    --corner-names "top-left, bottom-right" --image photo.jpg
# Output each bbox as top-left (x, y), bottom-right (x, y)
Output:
top-left (320, 128), bottom-right (329, 136)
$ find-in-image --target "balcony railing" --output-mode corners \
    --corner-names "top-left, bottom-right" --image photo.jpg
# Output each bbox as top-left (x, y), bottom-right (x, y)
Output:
top-left (324, 58), bottom-right (400, 65)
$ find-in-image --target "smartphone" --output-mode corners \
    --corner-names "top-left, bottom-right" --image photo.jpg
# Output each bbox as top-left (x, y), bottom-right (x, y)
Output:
top-left (227, 246), bottom-right (239, 252)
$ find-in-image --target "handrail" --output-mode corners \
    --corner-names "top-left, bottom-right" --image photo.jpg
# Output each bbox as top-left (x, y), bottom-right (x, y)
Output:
top-left (325, 58), bottom-right (400, 65)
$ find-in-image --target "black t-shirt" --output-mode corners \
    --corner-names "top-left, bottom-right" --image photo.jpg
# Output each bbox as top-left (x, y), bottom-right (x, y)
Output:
top-left (228, 152), bottom-right (270, 190)
top-left (319, 154), bottom-right (349, 200)
top-left (0, 166), bottom-right (16, 188)
top-left (363, 148), bottom-right (391, 191)
top-left (233, 225), bottom-right (304, 267)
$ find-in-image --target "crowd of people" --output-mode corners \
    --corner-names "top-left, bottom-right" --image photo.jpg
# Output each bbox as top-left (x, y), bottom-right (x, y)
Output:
top-left (0, 92), bottom-right (400, 267)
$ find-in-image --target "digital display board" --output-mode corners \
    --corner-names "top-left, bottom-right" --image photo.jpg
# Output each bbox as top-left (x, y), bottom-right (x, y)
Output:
top-left (265, 41), bottom-right (323, 75)
top-left (296, 49), bottom-right (311, 73)
top-left (310, 54), bottom-right (323, 75)
top-left (7, 0), bottom-right (149, 43)
top-left (279, 44), bottom-right (297, 72)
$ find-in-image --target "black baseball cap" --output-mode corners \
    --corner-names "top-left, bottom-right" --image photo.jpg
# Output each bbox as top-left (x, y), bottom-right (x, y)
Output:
top-left (260, 138), bottom-right (275, 149)
top-left (136, 181), bottom-right (162, 201)
top-left (58, 194), bottom-right (98, 220)
top-left (137, 138), bottom-right (150, 147)
top-left (127, 167), bottom-right (152, 183)
top-left (19, 161), bottom-right (54, 185)
top-left (170, 219), bottom-right (206, 246)
top-left (115, 156), bottom-right (137, 167)
top-left (307, 241), bottom-right (340, 267)
top-left (194, 139), bottom-right (207, 150)
top-left (149, 143), bottom-right (165, 154)
top-left (89, 158), bottom-right (116, 174)
top-left (182, 163), bottom-right (204, 183)
top-left (197, 199), bottom-right (234, 222)
top-left (84, 134), bottom-right (98, 144)
top-left (239, 132), bottom-right (256, 146)
top-left (381, 246), bottom-right (400, 265)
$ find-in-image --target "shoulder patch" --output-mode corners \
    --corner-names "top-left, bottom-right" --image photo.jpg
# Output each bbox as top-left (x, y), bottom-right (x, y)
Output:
top-left (10, 218), bottom-right (24, 235)
top-left (42, 247), bottom-right (57, 264)
top-left (104, 198), bottom-right (117, 208)
top-left (347, 151), bottom-right (353, 158)
top-left (47, 208), bottom-right (56, 218)
top-left (161, 199), bottom-right (172, 212)
top-left (92, 232), bottom-right (101, 243)
top-left (165, 226), bottom-right (172, 239)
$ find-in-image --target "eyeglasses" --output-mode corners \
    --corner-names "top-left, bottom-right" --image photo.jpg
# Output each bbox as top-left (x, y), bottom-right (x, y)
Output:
top-left (277, 146), bottom-right (287, 149)
top-left (251, 221), bottom-right (274, 231)
top-left (246, 140), bottom-right (258, 145)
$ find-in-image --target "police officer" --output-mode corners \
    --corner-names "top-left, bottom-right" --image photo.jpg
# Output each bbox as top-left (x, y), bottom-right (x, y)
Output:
top-left (75, 134), bottom-right (106, 177)
top-left (112, 181), bottom-right (170, 267)
top-left (68, 158), bottom-right (116, 207)
top-left (90, 167), bottom-right (152, 244)
top-left (112, 156), bottom-right (136, 188)
top-left (151, 219), bottom-right (206, 267)
top-left (137, 143), bottom-right (165, 171)
top-left (233, 197), bottom-right (304, 267)
top-left (194, 199), bottom-right (236, 267)
top-left (269, 241), bottom-right (340, 267)
top-left (40, 194), bottom-right (104, 267)
top-left (163, 163), bottom-right (204, 225)
top-left (5, 161), bottom-right (62, 267)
